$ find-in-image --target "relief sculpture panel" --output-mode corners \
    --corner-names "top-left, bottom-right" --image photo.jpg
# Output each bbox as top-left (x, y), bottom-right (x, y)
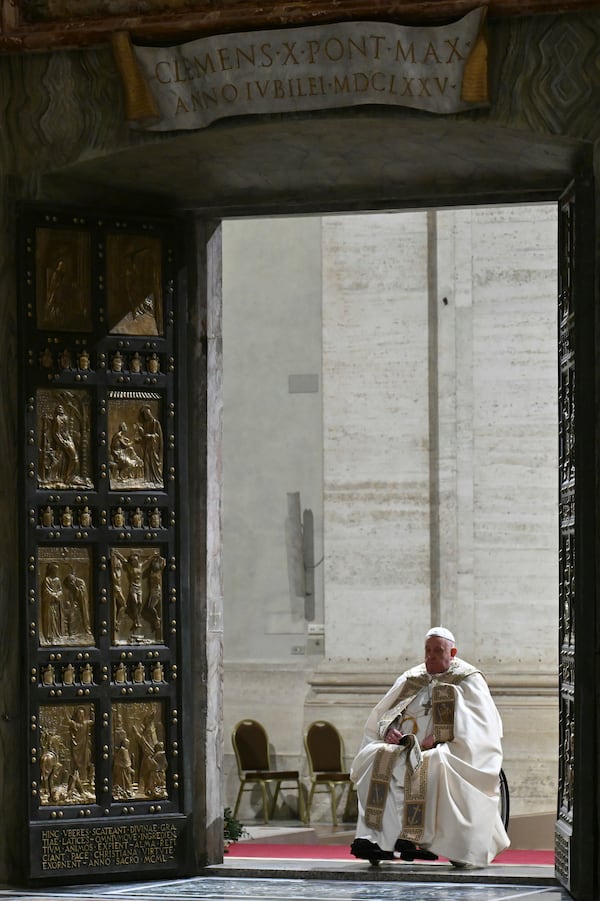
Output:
top-left (22, 0), bottom-right (206, 22)
top-left (38, 547), bottom-right (94, 647)
top-left (35, 228), bottom-right (92, 332)
top-left (112, 702), bottom-right (168, 801)
top-left (111, 547), bottom-right (165, 644)
top-left (36, 389), bottom-right (94, 489)
top-left (108, 394), bottom-right (164, 489)
top-left (106, 234), bottom-right (163, 336)
top-left (39, 703), bottom-right (95, 805)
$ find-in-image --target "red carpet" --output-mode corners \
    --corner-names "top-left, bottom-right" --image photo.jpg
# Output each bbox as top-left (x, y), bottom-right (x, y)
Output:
top-left (227, 843), bottom-right (554, 866)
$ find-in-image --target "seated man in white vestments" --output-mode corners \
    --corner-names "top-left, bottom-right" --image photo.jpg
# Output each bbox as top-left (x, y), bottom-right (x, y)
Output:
top-left (350, 627), bottom-right (510, 868)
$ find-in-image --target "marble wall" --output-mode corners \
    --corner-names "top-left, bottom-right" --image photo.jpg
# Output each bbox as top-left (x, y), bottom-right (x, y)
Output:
top-left (322, 211), bottom-right (431, 659)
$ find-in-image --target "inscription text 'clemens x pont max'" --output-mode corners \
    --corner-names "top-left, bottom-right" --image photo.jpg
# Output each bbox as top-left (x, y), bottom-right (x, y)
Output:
top-left (112, 9), bottom-right (489, 131)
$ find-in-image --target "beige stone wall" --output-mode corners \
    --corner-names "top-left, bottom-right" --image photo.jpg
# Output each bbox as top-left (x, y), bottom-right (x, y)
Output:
top-left (322, 211), bottom-right (432, 658)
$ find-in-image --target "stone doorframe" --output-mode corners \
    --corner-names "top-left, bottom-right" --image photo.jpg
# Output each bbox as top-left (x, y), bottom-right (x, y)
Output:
top-left (6, 135), bottom-right (596, 897)
top-left (187, 160), bottom-right (597, 901)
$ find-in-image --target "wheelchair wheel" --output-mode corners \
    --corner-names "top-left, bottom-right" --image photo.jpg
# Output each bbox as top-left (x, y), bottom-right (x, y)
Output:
top-left (499, 768), bottom-right (510, 830)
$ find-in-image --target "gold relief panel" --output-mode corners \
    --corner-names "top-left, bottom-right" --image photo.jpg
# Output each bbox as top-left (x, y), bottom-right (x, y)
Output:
top-left (39, 702), bottom-right (95, 806)
top-left (36, 389), bottom-right (94, 490)
top-left (35, 228), bottom-right (92, 333)
top-left (111, 547), bottom-right (166, 645)
top-left (108, 393), bottom-right (164, 490)
top-left (106, 234), bottom-right (164, 336)
top-left (22, 0), bottom-right (204, 23)
top-left (38, 547), bottom-right (94, 648)
top-left (112, 701), bottom-right (168, 801)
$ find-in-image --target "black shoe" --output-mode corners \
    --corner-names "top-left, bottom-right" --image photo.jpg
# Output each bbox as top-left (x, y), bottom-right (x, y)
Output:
top-left (394, 838), bottom-right (438, 862)
top-left (350, 838), bottom-right (395, 863)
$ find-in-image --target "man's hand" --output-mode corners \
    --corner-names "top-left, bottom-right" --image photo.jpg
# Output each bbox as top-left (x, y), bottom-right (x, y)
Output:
top-left (384, 726), bottom-right (404, 745)
top-left (421, 734), bottom-right (436, 750)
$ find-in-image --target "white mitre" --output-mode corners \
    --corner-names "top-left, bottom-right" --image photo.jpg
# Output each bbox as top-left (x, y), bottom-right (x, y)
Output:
top-left (425, 626), bottom-right (456, 644)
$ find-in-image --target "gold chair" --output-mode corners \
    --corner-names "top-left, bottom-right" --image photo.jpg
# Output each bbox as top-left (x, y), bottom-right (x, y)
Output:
top-left (304, 720), bottom-right (355, 825)
top-left (232, 719), bottom-right (305, 823)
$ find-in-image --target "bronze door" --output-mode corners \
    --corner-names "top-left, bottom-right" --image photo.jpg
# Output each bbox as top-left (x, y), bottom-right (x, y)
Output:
top-left (18, 206), bottom-right (191, 881)
top-left (556, 173), bottom-right (597, 900)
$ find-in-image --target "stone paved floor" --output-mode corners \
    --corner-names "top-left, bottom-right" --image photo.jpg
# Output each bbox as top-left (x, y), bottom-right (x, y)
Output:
top-left (0, 860), bottom-right (571, 901)
top-left (0, 875), bottom-right (572, 901)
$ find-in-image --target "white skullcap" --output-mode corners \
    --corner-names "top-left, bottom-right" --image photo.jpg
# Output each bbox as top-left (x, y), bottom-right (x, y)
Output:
top-left (426, 626), bottom-right (456, 644)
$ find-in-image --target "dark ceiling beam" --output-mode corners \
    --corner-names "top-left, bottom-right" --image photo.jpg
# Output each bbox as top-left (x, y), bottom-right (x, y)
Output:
top-left (1, 0), bottom-right (600, 53)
